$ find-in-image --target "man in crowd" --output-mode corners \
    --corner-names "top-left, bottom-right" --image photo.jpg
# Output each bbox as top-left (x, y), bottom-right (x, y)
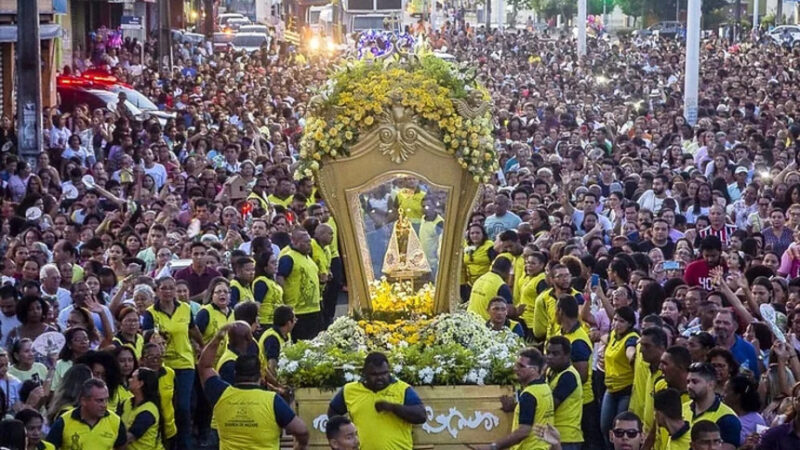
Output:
top-left (683, 362), bottom-right (741, 450)
top-left (199, 321), bottom-right (309, 449)
top-left (327, 352), bottom-right (426, 449)
top-left (277, 228), bottom-right (322, 341)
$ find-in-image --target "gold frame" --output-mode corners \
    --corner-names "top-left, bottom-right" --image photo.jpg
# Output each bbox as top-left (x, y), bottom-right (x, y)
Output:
top-left (317, 112), bottom-right (480, 314)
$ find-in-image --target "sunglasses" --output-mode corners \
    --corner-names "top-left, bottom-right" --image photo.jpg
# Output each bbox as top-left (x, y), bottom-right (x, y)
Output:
top-left (612, 429), bottom-right (640, 439)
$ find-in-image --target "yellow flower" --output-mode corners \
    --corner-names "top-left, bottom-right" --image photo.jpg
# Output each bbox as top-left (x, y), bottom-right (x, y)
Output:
top-left (364, 116), bottom-right (374, 126)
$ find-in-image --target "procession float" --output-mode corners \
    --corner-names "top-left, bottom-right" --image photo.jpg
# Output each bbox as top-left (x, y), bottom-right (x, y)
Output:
top-left (283, 34), bottom-right (519, 448)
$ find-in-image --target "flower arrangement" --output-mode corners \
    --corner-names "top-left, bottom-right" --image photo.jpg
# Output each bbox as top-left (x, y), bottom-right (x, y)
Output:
top-left (369, 278), bottom-right (434, 316)
top-left (278, 312), bottom-right (524, 388)
top-left (296, 43), bottom-right (497, 182)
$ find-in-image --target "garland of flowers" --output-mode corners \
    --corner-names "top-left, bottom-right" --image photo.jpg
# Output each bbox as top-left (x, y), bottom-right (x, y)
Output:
top-left (369, 278), bottom-right (434, 317)
top-left (277, 313), bottom-right (523, 388)
top-left (296, 46), bottom-right (497, 182)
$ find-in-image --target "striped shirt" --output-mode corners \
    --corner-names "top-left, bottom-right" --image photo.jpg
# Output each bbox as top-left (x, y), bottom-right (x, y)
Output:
top-left (698, 224), bottom-right (738, 247)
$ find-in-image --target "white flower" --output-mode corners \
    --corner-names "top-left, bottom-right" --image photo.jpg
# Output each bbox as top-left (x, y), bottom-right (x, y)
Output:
top-left (284, 361), bottom-right (299, 373)
top-left (344, 372), bottom-right (358, 382)
top-left (418, 367), bottom-right (435, 384)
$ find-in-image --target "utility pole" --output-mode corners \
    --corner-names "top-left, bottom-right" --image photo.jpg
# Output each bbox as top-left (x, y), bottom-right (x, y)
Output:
top-left (204, 0), bottom-right (214, 36)
top-left (753, 0), bottom-right (759, 30)
top-left (17, 0), bottom-right (42, 168)
top-left (777, 0), bottom-right (783, 25)
top-left (578, 0), bottom-right (587, 58)
top-left (485, 0), bottom-right (491, 29)
top-left (158, 0), bottom-right (172, 72)
top-left (676, 0), bottom-right (680, 22)
top-left (684, 0), bottom-right (700, 127)
top-left (734, 0), bottom-right (741, 42)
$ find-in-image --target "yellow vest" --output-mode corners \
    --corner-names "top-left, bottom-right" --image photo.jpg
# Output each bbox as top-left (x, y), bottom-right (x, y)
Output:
top-left (253, 276), bottom-right (284, 326)
top-left (311, 239), bottom-right (331, 276)
top-left (512, 380), bottom-right (554, 450)
top-left (343, 380), bottom-right (415, 450)
top-left (112, 333), bottom-right (144, 359)
top-left (604, 329), bottom-right (639, 393)
top-left (215, 339), bottom-right (268, 380)
top-left (258, 326), bottom-right (290, 361)
top-left (121, 398), bottom-right (164, 450)
top-left (665, 422), bottom-right (691, 450)
top-left (230, 279), bottom-right (255, 305)
top-left (467, 271), bottom-right (506, 320)
top-left (682, 397), bottom-right (739, 428)
top-left (643, 372), bottom-right (667, 433)
top-left (655, 393), bottom-right (691, 450)
top-left (629, 344), bottom-right (649, 418)
top-left (520, 272), bottom-right (546, 328)
top-left (327, 217), bottom-right (340, 259)
top-left (419, 215), bottom-right (443, 271)
top-left (147, 302), bottom-right (195, 370)
top-left (213, 386), bottom-right (283, 450)
top-left (511, 256), bottom-right (526, 304)
top-left (38, 441), bottom-right (56, 450)
top-left (58, 408), bottom-right (123, 450)
top-left (560, 323), bottom-right (594, 405)
top-left (281, 248), bottom-right (321, 314)
top-left (158, 366), bottom-right (177, 439)
top-left (108, 385), bottom-right (133, 415)
top-left (533, 288), bottom-right (581, 342)
top-left (199, 304), bottom-right (234, 345)
top-left (463, 240), bottom-right (494, 285)
top-left (547, 366), bottom-right (583, 443)
top-left (267, 194), bottom-right (293, 208)
top-left (247, 192), bottom-right (269, 212)
top-left (396, 189), bottom-right (425, 222)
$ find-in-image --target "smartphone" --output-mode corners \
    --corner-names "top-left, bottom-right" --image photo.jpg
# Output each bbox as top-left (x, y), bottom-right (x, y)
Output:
top-left (663, 261), bottom-right (680, 270)
top-left (31, 373), bottom-right (41, 386)
top-left (590, 274), bottom-right (600, 288)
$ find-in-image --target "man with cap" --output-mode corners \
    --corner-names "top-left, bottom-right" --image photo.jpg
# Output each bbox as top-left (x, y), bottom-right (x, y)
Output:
top-left (727, 166), bottom-right (750, 202)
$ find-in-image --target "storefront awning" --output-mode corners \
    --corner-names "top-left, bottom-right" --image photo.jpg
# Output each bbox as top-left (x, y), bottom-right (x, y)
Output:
top-left (0, 23), bottom-right (61, 43)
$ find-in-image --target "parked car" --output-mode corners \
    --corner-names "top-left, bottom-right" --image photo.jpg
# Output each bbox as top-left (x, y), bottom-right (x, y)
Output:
top-left (213, 31), bottom-right (236, 52)
top-left (633, 21), bottom-right (683, 38)
top-left (218, 13), bottom-right (246, 27)
top-left (239, 24), bottom-right (270, 37)
top-left (226, 18), bottom-right (252, 32)
top-left (57, 75), bottom-right (175, 126)
top-left (230, 32), bottom-right (270, 53)
top-left (767, 25), bottom-right (800, 45)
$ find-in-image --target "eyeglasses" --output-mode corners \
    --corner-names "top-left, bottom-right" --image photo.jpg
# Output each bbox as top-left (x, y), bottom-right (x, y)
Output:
top-left (612, 429), bottom-right (640, 439)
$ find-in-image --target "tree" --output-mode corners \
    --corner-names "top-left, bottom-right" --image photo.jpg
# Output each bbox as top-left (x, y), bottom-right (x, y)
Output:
top-left (508, 0), bottom-right (537, 27)
top-left (589, 0), bottom-right (613, 16)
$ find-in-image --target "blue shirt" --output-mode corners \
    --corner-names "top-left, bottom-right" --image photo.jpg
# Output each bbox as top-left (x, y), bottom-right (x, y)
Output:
top-left (484, 212), bottom-right (522, 240)
top-left (730, 335), bottom-right (760, 378)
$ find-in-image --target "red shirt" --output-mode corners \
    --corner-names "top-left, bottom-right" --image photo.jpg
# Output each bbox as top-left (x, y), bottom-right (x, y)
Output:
top-left (684, 259), bottom-right (726, 291)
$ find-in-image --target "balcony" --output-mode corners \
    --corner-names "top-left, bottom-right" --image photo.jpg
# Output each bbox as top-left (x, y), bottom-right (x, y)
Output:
top-left (0, 0), bottom-right (54, 15)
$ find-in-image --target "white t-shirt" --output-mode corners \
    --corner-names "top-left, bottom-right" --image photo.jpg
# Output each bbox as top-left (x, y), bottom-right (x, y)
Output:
top-left (143, 162), bottom-right (168, 189)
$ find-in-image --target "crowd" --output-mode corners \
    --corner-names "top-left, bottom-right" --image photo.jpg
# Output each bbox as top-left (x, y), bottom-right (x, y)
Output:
top-left (0, 6), bottom-right (797, 450)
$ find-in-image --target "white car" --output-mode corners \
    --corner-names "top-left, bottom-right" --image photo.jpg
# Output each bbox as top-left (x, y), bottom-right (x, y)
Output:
top-left (239, 24), bottom-right (270, 37)
top-left (768, 25), bottom-right (800, 45)
top-left (218, 13), bottom-right (246, 27)
top-left (230, 32), bottom-right (270, 53)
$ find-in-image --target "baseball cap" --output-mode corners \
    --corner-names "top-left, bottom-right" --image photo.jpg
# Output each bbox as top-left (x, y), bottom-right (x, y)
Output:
top-left (735, 166), bottom-right (748, 175)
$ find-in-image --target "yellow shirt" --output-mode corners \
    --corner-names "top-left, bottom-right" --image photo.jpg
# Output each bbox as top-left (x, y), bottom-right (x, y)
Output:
top-left (52, 408), bottom-right (126, 450)
top-left (463, 240), bottom-right (495, 285)
top-left (340, 380), bottom-right (416, 450)
top-left (547, 366), bottom-right (583, 443)
top-left (629, 344), bottom-right (650, 418)
top-left (604, 329), bottom-right (639, 393)
top-left (467, 271), bottom-right (507, 320)
top-left (146, 302), bottom-right (195, 370)
top-left (120, 398), bottom-right (165, 450)
top-left (512, 379), bottom-right (554, 450)
top-left (213, 385), bottom-right (284, 450)
top-left (533, 288), bottom-right (582, 342)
